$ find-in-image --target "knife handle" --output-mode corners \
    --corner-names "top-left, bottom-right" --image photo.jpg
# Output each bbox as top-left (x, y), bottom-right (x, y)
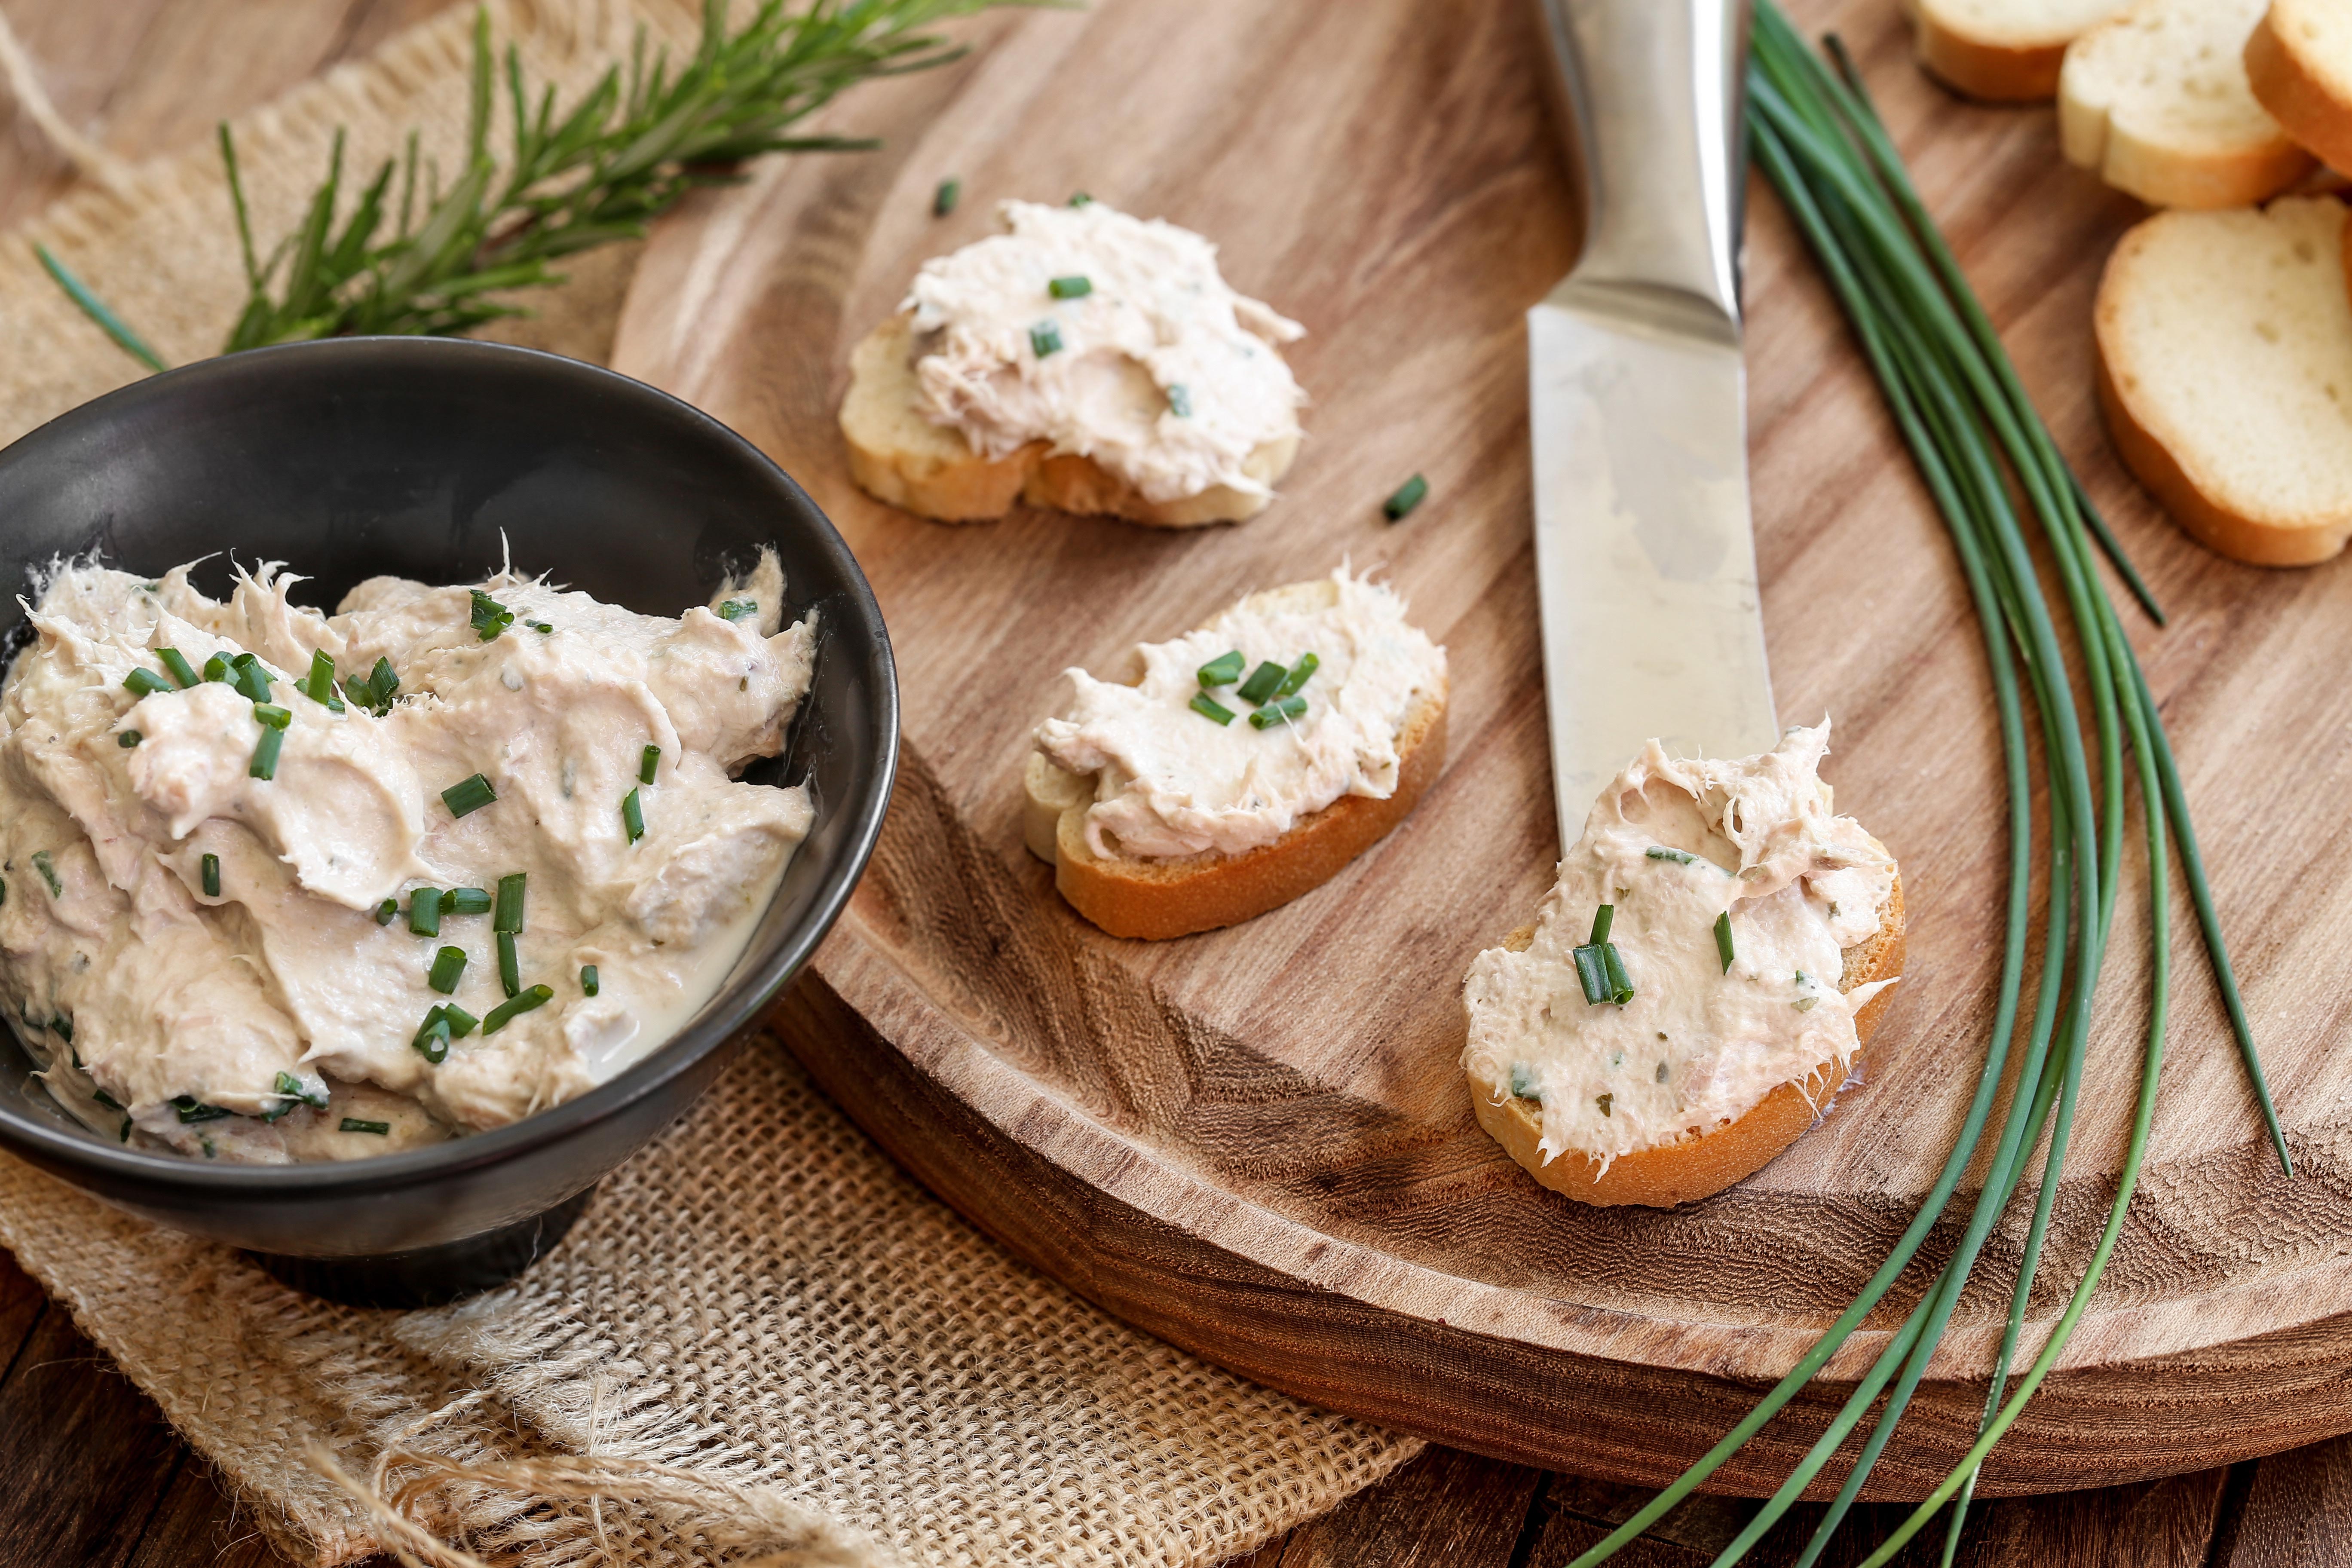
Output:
top-left (1532, 0), bottom-right (1750, 343)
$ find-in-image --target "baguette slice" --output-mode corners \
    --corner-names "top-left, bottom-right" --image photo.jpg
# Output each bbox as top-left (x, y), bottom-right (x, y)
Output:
top-left (841, 312), bottom-right (1300, 527)
top-left (2061, 0), bottom-right (2315, 208)
top-left (2095, 195), bottom-right (2352, 564)
top-left (2246, 0), bottom-right (2352, 175)
top-left (1905, 0), bottom-right (2133, 102)
top-left (1467, 872), bottom-right (1906, 1210)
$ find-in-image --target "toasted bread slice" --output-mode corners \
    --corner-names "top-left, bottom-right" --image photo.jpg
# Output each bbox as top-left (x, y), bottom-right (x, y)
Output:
top-left (2247, 0), bottom-right (2352, 176)
top-left (2095, 195), bottom-right (2352, 564)
top-left (841, 312), bottom-right (1300, 527)
top-left (2060, 0), bottom-right (2315, 208)
top-left (1466, 873), bottom-right (1905, 1209)
top-left (1905, 0), bottom-right (2132, 102)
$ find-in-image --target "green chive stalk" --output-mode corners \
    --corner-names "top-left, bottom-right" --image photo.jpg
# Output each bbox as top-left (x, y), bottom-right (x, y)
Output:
top-left (1567, 9), bottom-right (2285, 1564)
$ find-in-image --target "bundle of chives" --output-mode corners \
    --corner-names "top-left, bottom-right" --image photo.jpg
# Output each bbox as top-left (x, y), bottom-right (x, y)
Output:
top-left (1568, 9), bottom-right (2288, 1565)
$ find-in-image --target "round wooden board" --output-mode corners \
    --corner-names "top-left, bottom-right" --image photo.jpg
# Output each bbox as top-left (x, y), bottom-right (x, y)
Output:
top-left (609, 0), bottom-right (2352, 1498)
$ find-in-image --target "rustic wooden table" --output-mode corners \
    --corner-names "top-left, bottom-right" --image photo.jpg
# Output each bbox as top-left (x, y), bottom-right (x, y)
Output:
top-left (0, 2), bottom-right (2344, 1564)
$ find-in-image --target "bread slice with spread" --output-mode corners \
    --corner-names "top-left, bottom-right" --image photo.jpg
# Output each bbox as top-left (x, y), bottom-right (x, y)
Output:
top-left (843, 199), bottom-right (1305, 527)
top-left (1025, 567), bottom-right (1446, 939)
top-left (2094, 195), bottom-right (2352, 564)
top-left (1904, 0), bottom-right (2132, 102)
top-left (1461, 725), bottom-right (1904, 1209)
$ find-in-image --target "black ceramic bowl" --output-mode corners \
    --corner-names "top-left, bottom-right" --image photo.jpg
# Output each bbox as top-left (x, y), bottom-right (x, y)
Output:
top-left (0, 338), bottom-right (896, 1307)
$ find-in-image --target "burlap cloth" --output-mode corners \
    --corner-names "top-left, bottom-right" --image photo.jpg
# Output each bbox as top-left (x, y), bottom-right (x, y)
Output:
top-left (0, 2), bottom-right (1422, 1561)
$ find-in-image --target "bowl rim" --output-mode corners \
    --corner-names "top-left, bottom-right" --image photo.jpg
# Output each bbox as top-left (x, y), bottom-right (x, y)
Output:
top-left (0, 335), bottom-right (899, 1197)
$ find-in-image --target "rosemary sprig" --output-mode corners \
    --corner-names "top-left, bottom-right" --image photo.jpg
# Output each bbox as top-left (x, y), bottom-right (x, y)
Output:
top-left (48, 0), bottom-right (1024, 364)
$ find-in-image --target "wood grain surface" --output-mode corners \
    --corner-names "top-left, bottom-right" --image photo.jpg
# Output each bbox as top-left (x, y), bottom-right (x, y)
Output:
top-left (611, 0), bottom-right (2352, 1498)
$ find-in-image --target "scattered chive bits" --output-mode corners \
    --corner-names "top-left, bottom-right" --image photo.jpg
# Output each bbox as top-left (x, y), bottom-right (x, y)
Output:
top-left (116, 730), bottom-right (139, 748)
top-left (231, 653), bottom-right (272, 703)
top-left (639, 744), bottom-right (661, 785)
top-left (249, 726), bottom-right (285, 781)
top-left (441, 772), bottom-right (497, 818)
top-left (497, 931), bottom-right (522, 998)
top-left (1235, 661), bottom-right (1287, 705)
top-left (344, 657), bottom-right (399, 715)
top-left (1509, 1061), bottom-right (1541, 1101)
top-left (1572, 905), bottom-right (1635, 1007)
top-left (1382, 473), bottom-right (1428, 522)
top-left (717, 600), bottom-right (759, 623)
top-left (157, 647), bottom-right (199, 689)
top-left (1273, 653), bottom-right (1320, 699)
top-left (412, 1009), bottom-right (452, 1063)
top-left (441, 1004), bottom-right (478, 1038)
top-left (1029, 320), bottom-right (1063, 359)
top-left (483, 984), bottom-right (554, 1034)
top-left (580, 965), bottom-right (599, 997)
top-left (427, 945), bottom-right (468, 994)
top-left (252, 703), bottom-right (292, 730)
top-left (200, 853), bottom-right (220, 898)
top-left (469, 589), bottom-right (515, 642)
top-left (278, 1071), bottom-right (325, 1109)
top-left (1248, 694), bottom-right (1308, 729)
top-left (408, 886), bottom-right (443, 937)
top-left (31, 851), bottom-right (60, 898)
top-left (1048, 274), bottom-right (1092, 299)
top-left (527, 621), bottom-right (554, 634)
top-left (1713, 910), bottom-right (1735, 974)
top-left (933, 176), bottom-right (961, 217)
top-left (340, 1118), bottom-right (391, 1136)
top-left (1646, 845), bottom-right (1698, 865)
top-left (172, 1095), bottom-right (231, 1124)
top-left (494, 873), bottom-right (526, 934)
top-left (622, 788), bottom-right (645, 843)
top-left (202, 654), bottom-right (230, 683)
top-left (1166, 384), bottom-right (1192, 418)
top-left (122, 668), bottom-right (170, 698)
top-left (375, 898), bottom-right (399, 926)
top-left (1197, 650), bottom-right (1245, 687)
top-left (1189, 693), bottom-right (1236, 726)
top-left (441, 886), bottom-right (493, 916)
top-left (301, 649), bottom-right (345, 711)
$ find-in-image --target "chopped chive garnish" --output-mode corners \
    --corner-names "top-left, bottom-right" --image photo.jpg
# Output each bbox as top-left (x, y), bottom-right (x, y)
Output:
top-left (482, 983), bottom-right (554, 1035)
top-left (1236, 661), bottom-right (1287, 704)
top-left (1571, 944), bottom-right (1610, 1006)
top-left (1029, 320), bottom-right (1063, 358)
top-left (1189, 692), bottom-right (1237, 726)
top-left (1509, 1062), bottom-right (1541, 1101)
top-left (345, 656), bottom-right (401, 715)
top-left (202, 654), bottom-right (230, 683)
top-left (1602, 944), bottom-right (1635, 1005)
top-left (31, 851), bottom-right (60, 898)
top-left (469, 588), bottom-right (514, 641)
top-left (249, 726), bottom-right (285, 780)
top-left (172, 1095), bottom-right (232, 1124)
top-left (1646, 846), bottom-right (1699, 865)
top-left (301, 649), bottom-right (345, 712)
top-left (1793, 995), bottom-right (1819, 1013)
top-left (427, 945), bottom-right (467, 994)
top-left (580, 965), bottom-right (599, 997)
top-left (1714, 910), bottom-right (1735, 974)
top-left (158, 648), bottom-right (199, 689)
top-left (1197, 650), bottom-right (1245, 687)
top-left (340, 1118), bottom-right (391, 1135)
top-left (276, 1070), bottom-right (328, 1108)
top-left (933, 176), bottom-right (961, 216)
top-left (1248, 694), bottom-right (1308, 729)
top-left (622, 788), bottom-right (644, 843)
top-left (441, 886), bottom-right (492, 916)
top-left (1048, 274), bottom-right (1092, 299)
top-left (415, 1008), bottom-right (456, 1064)
top-left (375, 898), bottom-right (398, 926)
top-left (494, 872), bottom-right (526, 934)
top-left (92, 1088), bottom-right (122, 1112)
top-left (640, 744), bottom-right (661, 785)
top-left (251, 703), bottom-right (292, 730)
top-left (1272, 652), bottom-right (1320, 699)
top-left (1069, 191), bottom-right (1093, 206)
top-left (716, 599), bottom-right (758, 623)
top-left (201, 853), bottom-right (220, 898)
top-left (497, 931), bottom-right (521, 998)
top-left (117, 730), bottom-right (140, 748)
top-left (527, 621), bottom-right (553, 634)
top-left (1382, 473), bottom-right (1428, 521)
top-left (441, 773), bottom-right (497, 817)
top-left (122, 668), bottom-right (170, 697)
top-left (1589, 905), bottom-right (1614, 945)
top-left (441, 1004), bottom-right (478, 1038)
top-left (1167, 383), bottom-right (1192, 418)
top-left (408, 886), bottom-right (442, 937)
top-left (232, 656), bottom-right (272, 703)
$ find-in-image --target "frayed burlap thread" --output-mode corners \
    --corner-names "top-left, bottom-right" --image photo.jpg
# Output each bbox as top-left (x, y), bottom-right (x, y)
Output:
top-left (0, 9), bottom-right (1422, 1558)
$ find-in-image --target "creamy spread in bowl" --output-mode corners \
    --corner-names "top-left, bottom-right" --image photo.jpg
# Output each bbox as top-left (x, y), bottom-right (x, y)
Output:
top-left (1461, 724), bottom-right (1897, 1170)
top-left (905, 198), bottom-right (1306, 503)
top-left (1, 555), bottom-right (815, 1163)
top-left (1033, 566), bottom-right (1446, 860)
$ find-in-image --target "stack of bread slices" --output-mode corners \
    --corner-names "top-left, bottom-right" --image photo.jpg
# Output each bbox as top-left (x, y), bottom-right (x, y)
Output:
top-left (1908, 0), bottom-right (2352, 565)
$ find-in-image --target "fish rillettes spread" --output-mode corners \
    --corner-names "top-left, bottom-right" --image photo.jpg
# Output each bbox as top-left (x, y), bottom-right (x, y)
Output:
top-left (0, 557), bottom-right (814, 1162)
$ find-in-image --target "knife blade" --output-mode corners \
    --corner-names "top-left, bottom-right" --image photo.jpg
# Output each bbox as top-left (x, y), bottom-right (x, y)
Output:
top-left (1528, 0), bottom-right (1775, 851)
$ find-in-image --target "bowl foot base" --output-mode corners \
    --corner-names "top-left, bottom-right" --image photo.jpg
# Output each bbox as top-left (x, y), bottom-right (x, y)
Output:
top-left (245, 1182), bottom-right (597, 1308)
